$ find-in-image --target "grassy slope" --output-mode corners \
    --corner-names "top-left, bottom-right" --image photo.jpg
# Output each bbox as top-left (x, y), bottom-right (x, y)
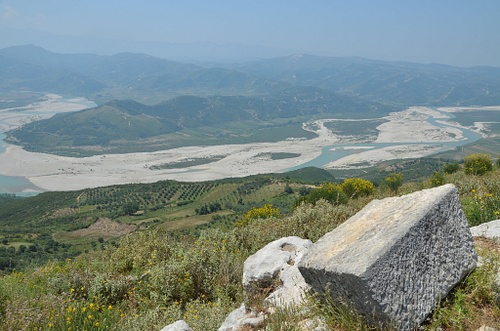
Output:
top-left (0, 161), bottom-right (499, 330)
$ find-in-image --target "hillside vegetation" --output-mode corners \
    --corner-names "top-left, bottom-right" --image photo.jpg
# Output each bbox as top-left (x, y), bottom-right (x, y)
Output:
top-left (0, 155), bottom-right (499, 330)
top-left (0, 167), bottom-right (335, 271)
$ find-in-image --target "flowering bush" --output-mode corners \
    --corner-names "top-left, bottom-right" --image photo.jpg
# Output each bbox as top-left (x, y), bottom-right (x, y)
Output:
top-left (462, 189), bottom-right (500, 226)
top-left (237, 204), bottom-right (281, 227)
top-left (443, 163), bottom-right (460, 174)
top-left (464, 154), bottom-right (493, 176)
top-left (341, 178), bottom-right (375, 198)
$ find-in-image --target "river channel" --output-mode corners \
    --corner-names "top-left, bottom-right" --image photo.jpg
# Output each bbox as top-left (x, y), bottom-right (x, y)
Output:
top-left (287, 111), bottom-right (482, 171)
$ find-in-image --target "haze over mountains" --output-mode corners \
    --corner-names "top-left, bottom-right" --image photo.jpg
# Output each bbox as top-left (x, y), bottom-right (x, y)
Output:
top-left (2, 45), bottom-right (500, 106)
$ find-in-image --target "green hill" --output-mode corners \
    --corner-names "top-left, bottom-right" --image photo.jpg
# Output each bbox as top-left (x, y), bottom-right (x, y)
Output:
top-left (6, 89), bottom-right (390, 156)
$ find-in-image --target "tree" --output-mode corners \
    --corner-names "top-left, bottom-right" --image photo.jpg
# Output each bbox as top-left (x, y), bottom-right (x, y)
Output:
top-left (298, 186), bottom-right (312, 196)
top-left (123, 201), bottom-right (140, 215)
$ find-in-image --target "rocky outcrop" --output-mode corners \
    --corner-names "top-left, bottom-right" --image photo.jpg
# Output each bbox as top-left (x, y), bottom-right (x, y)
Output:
top-left (160, 319), bottom-right (192, 331)
top-left (298, 184), bottom-right (478, 331)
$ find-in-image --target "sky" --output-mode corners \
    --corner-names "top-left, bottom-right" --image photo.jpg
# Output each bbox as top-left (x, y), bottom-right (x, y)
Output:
top-left (1, 0), bottom-right (499, 66)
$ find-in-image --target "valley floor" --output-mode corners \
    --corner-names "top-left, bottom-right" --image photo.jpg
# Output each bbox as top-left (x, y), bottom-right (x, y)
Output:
top-left (0, 95), bottom-right (498, 192)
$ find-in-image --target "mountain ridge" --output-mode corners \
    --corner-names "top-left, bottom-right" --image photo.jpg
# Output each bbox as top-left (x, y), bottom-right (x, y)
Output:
top-left (2, 45), bottom-right (500, 106)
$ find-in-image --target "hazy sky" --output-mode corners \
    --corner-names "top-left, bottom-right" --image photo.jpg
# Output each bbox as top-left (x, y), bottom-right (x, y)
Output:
top-left (1, 0), bottom-right (499, 66)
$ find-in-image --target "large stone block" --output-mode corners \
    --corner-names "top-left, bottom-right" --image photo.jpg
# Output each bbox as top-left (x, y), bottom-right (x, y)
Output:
top-left (298, 184), bottom-right (477, 330)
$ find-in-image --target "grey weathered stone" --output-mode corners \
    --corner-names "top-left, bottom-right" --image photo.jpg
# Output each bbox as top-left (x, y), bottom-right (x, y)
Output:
top-left (242, 236), bottom-right (313, 306)
top-left (470, 219), bottom-right (500, 239)
top-left (298, 184), bottom-right (477, 331)
top-left (160, 319), bottom-right (192, 331)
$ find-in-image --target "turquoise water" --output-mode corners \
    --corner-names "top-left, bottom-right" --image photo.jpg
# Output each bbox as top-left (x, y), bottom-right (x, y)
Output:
top-left (0, 132), bottom-right (42, 195)
top-left (286, 113), bottom-right (483, 171)
top-left (0, 97), bottom-right (96, 195)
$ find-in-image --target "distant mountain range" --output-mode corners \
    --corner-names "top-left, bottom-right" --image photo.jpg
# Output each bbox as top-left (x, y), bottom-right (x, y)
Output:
top-left (2, 45), bottom-right (500, 155)
top-left (229, 54), bottom-right (500, 106)
top-left (2, 45), bottom-right (500, 106)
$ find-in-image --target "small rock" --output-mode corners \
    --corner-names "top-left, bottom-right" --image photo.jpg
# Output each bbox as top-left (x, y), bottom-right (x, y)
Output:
top-left (160, 319), bottom-right (192, 331)
top-left (218, 304), bottom-right (265, 331)
top-left (476, 325), bottom-right (498, 331)
top-left (470, 219), bottom-right (500, 239)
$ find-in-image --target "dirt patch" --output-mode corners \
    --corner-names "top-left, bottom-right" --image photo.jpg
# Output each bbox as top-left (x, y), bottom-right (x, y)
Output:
top-left (62, 217), bottom-right (137, 240)
top-left (51, 207), bottom-right (79, 218)
top-left (474, 236), bottom-right (500, 252)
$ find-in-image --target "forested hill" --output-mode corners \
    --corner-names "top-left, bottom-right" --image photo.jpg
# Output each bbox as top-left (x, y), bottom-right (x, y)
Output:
top-left (5, 88), bottom-right (389, 156)
top-left (228, 54), bottom-right (500, 106)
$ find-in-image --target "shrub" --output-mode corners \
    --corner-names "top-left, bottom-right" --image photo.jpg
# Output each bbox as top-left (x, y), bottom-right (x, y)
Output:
top-left (464, 154), bottom-right (492, 176)
top-left (428, 171), bottom-right (445, 187)
top-left (462, 189), bottom-right (500, 226)
top-left (384, 173), bottom-right (403, 194)
top-left (443, 163), bottom-right (460, 174)
top-left (295, 183), bottom-right (348, 206)
top-left (341, 178), bottom-right (375, 198)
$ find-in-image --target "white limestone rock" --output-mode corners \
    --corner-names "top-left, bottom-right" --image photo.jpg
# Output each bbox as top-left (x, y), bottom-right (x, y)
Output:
top-left (218, 304), bottom-right (265, 331)
top-left (242, 236), bottom-right (313, 306)
top-left (160, 320), bottom-right (192, 331)
top-left (470, 219), bottom-right (500, 239)
top-left (475, 325), bottom-right (498, 331)
top-left (298, 184), bottom-right (478, 331)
